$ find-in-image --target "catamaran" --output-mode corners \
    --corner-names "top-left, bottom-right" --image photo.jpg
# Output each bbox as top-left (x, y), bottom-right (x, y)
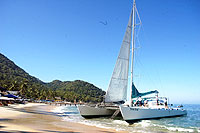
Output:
top-left (78, 0), bottom-right (187, 121)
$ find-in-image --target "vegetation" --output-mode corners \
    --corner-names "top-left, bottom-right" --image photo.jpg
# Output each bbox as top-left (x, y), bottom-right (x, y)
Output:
top-left (0, 53), bottom-right (105, 102)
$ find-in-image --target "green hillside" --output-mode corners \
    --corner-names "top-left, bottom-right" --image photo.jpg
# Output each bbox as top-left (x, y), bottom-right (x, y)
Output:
top-left (0, 53), bottom-right (105, 102)
top-left (47, 80), bottom-right (105, 102)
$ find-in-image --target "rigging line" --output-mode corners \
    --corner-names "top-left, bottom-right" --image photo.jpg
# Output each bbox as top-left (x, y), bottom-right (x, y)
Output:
top-left (133, 5), bottom-right (142, 52)
top-left (133, 41), bottom-right (142, 89)
top-left (139, 20), bottom-right (150, 49)
top-left (136, 56), bottom-right (159, 91)
top-left (134, 3), bottom-right (163, 93)
top-left (134, 5), bottom-right (156, 91)
top-left (135, 39), bottom-right (161, 93)
top-left (131, 4), bottom-right (142, 90)
top-left (138, 24), bottom-right (165, 93)
top-left (136, 24), bottom-right (163, 93)
top-left (134, 5), bottom-right (147, 48)
top-left (133, 26), bottom-right (142, 76)
top-left (135, 24), bottom-right (142, 50)
top-left (135, 5), bottom-right (142, 26)
top-left (135, 20), bottom-right (142, 49)
top-left (132, 42), bottom-right (141, 89)
top-left (155, 67), bottom-right (164, 95)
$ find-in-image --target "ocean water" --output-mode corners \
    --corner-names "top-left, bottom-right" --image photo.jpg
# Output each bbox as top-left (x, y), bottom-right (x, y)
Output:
top-left (51, 104), bottom-right (200, 133)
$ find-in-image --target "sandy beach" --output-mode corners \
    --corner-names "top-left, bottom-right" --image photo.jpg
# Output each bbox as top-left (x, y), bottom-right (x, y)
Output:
top-left (0, 103), bottom-right (127, 133)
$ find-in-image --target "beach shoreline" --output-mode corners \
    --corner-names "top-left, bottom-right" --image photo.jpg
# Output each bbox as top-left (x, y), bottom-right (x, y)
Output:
top-left (0, 103), bottom-right (127, 133)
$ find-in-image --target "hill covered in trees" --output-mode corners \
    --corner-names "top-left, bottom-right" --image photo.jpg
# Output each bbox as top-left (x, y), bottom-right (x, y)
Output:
top-left (47, 80), bottom-right (105, 102)
top-left (0, 53), bottom-right (105, 102)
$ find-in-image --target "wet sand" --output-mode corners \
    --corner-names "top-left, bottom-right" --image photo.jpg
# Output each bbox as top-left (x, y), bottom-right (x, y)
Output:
top-left (0, 103), bottom-right (127, 133)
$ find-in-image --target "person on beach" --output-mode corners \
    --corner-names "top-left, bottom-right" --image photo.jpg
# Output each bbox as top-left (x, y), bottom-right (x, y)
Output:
top-left (138, 96), bottom-right (142, 106)
top-left (156, 94), bottom-right (159, 105)
top-left (164, 98), bottom-right (168, 108)
top-left (144, 100), bottom-right (148, 107)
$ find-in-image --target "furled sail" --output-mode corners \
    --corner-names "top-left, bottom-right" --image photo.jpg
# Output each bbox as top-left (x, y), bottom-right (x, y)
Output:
top-left (105, 10), bottom-right (133, 103)
top-left (131, 82), bottom-right (159, 98)
top-left (131, 83), bottom-right (139, 98)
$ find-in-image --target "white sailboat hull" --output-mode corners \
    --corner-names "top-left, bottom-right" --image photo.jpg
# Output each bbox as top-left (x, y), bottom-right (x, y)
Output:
top-left (77, 105), bottom-right (115, 118)
top-left (120, 105), bottom-right (187, 123)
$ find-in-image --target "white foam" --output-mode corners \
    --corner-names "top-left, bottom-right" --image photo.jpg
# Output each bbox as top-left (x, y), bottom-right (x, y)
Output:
top-left (149, 121), bottom-right (195, 133)
top-left (167, 127), bottom-right (194, 132)
top-left (79, 120), bottom-right (112, 130)
top-left (136, 120), bottom-right (152, 127)
top-left (112, 120), bottom-right (129, 126)
top-left (51, 106), bottom-right (64, 113)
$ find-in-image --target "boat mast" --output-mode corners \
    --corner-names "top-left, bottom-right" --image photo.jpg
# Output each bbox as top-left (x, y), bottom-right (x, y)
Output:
top-left (130, 0), bottom-right (136, 106)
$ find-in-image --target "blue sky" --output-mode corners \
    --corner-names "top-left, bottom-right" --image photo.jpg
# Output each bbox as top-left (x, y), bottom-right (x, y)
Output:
top-left (1, 0), bottom-right (200, 104)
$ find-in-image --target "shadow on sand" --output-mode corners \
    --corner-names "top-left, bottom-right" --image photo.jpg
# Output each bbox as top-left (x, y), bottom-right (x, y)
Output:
top-left (0, 119), bottom-right (12, 122)
top-left (41, 129), bottom-right (80, 133)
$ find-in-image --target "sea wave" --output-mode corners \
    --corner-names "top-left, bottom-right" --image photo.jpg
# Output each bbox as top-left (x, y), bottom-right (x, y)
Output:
top-left (79, 120), bottom-right (113, 130)
top-left (166, 127), bottom-right (194, 132)
top-left (133, 119), bottom-right (198, 133)
top-left (51, 106), bottom-right (64, 113)
top-left (135, 120), bottom-right (152, 127)
top-left (112, 120), bottom-right (129, 126)
top-left (147, 120), bottom-right (197, 133)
